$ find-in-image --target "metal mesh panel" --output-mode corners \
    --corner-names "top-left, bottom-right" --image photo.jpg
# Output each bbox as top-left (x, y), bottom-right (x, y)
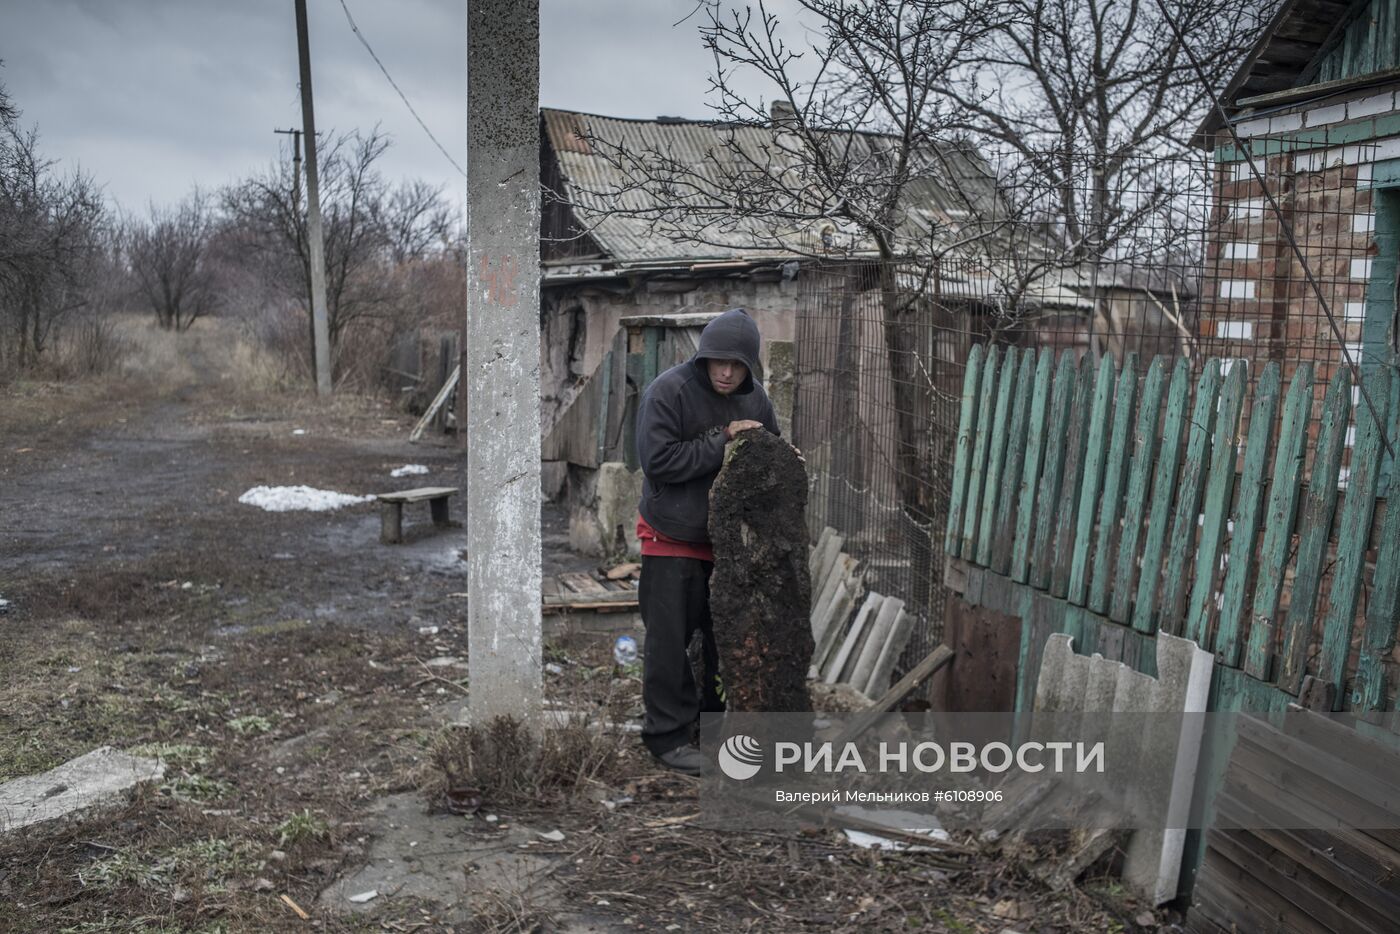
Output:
top-left (793, 132), bottom-right (1395, 683)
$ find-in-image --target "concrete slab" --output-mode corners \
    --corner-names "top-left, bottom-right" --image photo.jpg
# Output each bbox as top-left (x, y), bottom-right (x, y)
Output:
top-left (0, 747), bottom-right (164, 833)
top-left (1030, 629), bottom-right (1213, 905)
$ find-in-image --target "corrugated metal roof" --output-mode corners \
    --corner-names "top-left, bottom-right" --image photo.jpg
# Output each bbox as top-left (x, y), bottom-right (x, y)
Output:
top-left (541, 108), bottom-right (1006, 266)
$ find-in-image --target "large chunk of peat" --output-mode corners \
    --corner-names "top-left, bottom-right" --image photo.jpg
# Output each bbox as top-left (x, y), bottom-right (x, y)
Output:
top-left (707, 428), bottom-right (813, 711)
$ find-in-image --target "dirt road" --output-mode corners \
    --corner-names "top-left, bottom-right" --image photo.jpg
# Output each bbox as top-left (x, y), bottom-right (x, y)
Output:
top-left (0, 321), bottom-right (1150, 932)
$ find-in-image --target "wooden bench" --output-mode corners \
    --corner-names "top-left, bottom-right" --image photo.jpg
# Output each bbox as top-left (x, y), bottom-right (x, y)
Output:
top-left (377, 486), bottom-right (458, 544)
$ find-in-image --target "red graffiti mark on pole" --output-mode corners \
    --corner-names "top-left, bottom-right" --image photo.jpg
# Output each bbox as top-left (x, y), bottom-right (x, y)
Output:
top-left (479, 253), bottom-right (519, 307)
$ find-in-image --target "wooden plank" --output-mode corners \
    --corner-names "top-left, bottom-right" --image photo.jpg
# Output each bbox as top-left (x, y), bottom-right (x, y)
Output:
top-left (961, 345), bottom-right (999, 559)
top-left (595, 350), bottom-right (614, 462)
top-left (977, 346), bottom-right (1019, 566)
top-left (1356, 372), bottom-right (1400, 710)
top-left (1215, 813), bottom-right (1400, 925)
top-left (377, 486), bottom-right (460, 503)
top-left (1214, 363), bottom-right (1281, 669)
top-left (1236, 714), bottom-right (1400, 814)
top-left (409, 365), bottom-right (459, 442)
top-left (1229, 734), bottom-right (1400, 851)
top-left (832, 644), bottom-right (954, 747)
top-left (944, 344), bottom-right (985, 559)
top-left (1219, 760), bottom-right (1400, 905)
top-left (1280, 367), bottom-right (1352, 695)
top-left (1204, 824), bottom-right (1388, 934)
top-left (1088, 353), bottom-right (1138, 615)
top-left (1131, 358), bottom-right (1190, 633)
top-left (1158, 362), bottom-right (1222, 635)
top-left (542, 589), bottom-right (639, 607)
top-left (1110, 356), bottom-right (1168, 624)
top-left (1050, 355), bottom-right (1094, 597)
top-left (1030, 352), bottom-right (1076, 590)
top-left (1067, 353), bottom-right (1117, 606)
top-left (1194, 838), bottom-right (1319, 934)
top-left (1186, 362), bottom-right (1247, 648)
top-left (559, 572), bottom-right (609, 594)
top-left (1321, 369), bottom-right (1390, 707)
top-left (1244, 364), bottom-right (1314, 681)
top-left (1011, 348), bottom-right (1054, 584)
top-left (991, 348), bottom-right (1036, 575)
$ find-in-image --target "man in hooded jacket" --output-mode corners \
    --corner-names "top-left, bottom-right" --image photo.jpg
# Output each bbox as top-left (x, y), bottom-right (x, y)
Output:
top-left (634, 308), bottom-right (781, 774)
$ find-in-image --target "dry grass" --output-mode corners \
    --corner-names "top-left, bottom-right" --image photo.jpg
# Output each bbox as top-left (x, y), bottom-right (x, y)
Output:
top-left (428, 715), bottom-right (634, 815)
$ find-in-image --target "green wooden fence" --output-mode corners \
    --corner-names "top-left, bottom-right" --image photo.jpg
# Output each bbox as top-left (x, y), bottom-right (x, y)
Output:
top-left (944, 345), bottom-right (1400, 723)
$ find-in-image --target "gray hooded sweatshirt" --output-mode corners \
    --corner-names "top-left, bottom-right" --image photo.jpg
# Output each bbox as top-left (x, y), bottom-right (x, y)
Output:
top-left (635, 308), bottom-right (781, 544)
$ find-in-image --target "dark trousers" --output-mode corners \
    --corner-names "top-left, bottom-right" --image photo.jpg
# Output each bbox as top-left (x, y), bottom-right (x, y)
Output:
top-left (638, 555), bottom-right (725, 755)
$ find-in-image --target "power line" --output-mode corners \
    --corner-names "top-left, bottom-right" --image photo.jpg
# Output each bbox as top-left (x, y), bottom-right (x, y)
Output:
top-left (335, 0), bottom-right (467, 180)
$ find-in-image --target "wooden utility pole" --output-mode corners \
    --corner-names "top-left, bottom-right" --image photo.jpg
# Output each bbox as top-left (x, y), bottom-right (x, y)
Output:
top-left (293, 0), bottom-right (333, 396)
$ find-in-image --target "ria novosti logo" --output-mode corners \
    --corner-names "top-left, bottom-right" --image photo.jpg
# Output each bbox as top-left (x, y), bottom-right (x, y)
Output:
top-left (718, 734), bottom-right (764, 780)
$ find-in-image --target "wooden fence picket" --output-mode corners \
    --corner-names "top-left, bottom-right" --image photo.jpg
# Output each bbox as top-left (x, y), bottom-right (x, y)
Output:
top-left (1132, 358), bottom-right (1192, 634)
top-left (977, 347), bottom-right (1019, 566)
top-left (960, 346), bottom-right (999, 558)
top-left (1280, 368), bottom-right (1352, 695)
top-left (1159, 362), bottom-right (1222, 634)
top-left (1215, 362), bottom-right (1281, 669)
top-left (992, 349), bottom-right (1036, 574)
top-left (1050, 356), bottom-right (1095, 598)
top-left (1244, 363), bottom-right (1314, 681)
top-left (1186, 362), bottom-right (1246, 647)
top-left (1111, 357), bottom-right (1168, 624)
top-left (1319, 369), bottom-right (1390, 706)
top-left (943, 343), bottom-right (984, 559)
top-left (1089, 354), bottom-right (1139, 615)
top-left (1011, 349), bottom-right (1054, 584)
top-left (1030, 352), bottom-right (1076, 590)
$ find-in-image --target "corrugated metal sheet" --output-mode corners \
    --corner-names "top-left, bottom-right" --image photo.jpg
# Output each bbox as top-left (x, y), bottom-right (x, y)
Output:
top-left (541, 108), bottom-right (1005, 266)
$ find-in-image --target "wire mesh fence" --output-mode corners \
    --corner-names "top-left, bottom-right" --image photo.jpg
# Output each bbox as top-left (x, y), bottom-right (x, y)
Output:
top-left (792, 129), bottom-right (1397, 681)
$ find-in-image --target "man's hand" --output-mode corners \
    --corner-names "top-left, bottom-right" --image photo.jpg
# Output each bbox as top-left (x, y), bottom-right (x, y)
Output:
top-left (725, 419), bottom-right (764, 440)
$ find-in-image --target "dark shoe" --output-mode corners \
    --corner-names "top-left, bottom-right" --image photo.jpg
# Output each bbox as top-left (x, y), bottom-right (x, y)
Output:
top-left (653, 743), bottom-right (705, 776)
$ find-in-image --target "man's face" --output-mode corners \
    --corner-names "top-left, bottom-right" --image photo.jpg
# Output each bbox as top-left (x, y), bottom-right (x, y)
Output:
top-left (707, 359), bottom-right (748, 395)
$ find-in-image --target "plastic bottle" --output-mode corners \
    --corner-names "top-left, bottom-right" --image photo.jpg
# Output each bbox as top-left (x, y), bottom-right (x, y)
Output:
top-left (613, 634), bottom-right (638, 666)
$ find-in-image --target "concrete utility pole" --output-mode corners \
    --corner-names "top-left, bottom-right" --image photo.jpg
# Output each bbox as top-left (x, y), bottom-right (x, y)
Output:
top-left (294, 0), bottom-right (333, 396)
top-left (465, 0), bottom-right (542, 723)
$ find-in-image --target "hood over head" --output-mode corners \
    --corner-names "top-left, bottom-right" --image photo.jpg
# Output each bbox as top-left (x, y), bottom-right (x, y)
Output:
top-left (693, 308), bottom-right (763, 393)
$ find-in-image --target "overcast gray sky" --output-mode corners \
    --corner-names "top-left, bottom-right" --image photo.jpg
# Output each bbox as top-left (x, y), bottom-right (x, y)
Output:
top-left (1, 0), bottom-right (796, 213)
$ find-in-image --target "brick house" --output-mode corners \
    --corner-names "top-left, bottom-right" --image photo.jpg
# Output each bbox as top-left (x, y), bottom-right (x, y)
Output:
top-left (1197, 0), bottom-right (1400, 410)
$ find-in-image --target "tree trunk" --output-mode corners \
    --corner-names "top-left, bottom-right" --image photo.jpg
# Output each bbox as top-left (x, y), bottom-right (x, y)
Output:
top-left (708, 428), bottom-right (813, 712)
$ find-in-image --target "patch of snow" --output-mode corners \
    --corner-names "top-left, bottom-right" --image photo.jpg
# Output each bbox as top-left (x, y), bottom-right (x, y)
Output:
top-left (238, 486), bottom-right (374, 512)
top-left (390, 464), bottom-right (430, 478)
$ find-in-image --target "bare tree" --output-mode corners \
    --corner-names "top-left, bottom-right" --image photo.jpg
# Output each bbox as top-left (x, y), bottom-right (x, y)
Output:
top-left (127, 192), bottom-right (221, 331)
top-left (0, 108), bottom-right (105, 368)
top-left (573, 1), bottom-right (1012, 526)
top-left (222, 128), bottom-right (451, 378)
top-left (936, 0), bottom-right (1260, 347)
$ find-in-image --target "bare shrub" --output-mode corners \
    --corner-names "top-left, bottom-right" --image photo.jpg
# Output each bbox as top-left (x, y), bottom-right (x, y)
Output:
top-left (56, 310), bottom-right (130, 376)
top-left (429, 716), bottom-right (628, 811)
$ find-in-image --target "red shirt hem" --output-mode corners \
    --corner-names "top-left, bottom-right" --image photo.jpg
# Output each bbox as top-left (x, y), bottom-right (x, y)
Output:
top-left (636, 515), bottom-right (714, 562)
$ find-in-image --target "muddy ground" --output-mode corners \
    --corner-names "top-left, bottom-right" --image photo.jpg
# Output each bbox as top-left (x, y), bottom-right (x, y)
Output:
top-left (0, 321), bottom-right (1160, 932)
